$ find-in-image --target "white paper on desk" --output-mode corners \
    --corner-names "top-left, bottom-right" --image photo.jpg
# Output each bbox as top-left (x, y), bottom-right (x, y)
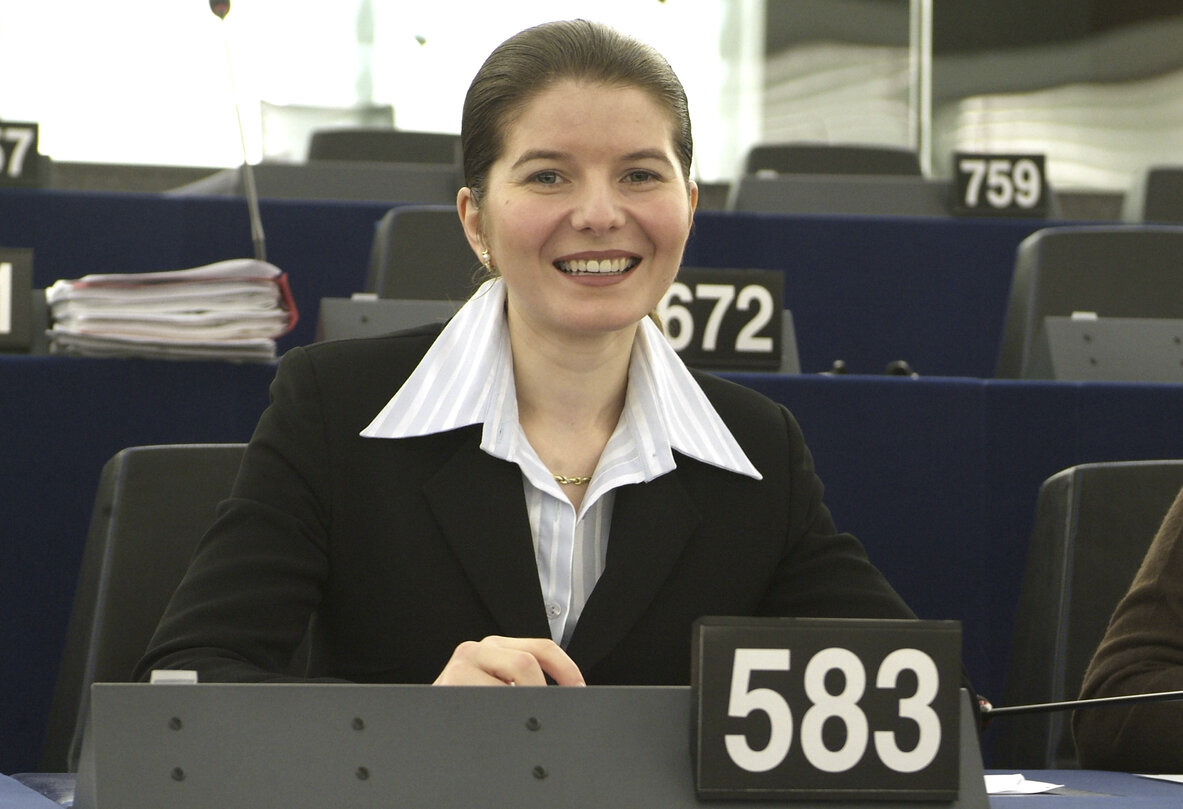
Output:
top-left (48, 329), bottom-right (277, 362)
top-left (48, 281), bottom-right (281, 306)
top-left (53, 312), bottom-right (289, 340)
top-left (1136, 774), bottom-right (1183, 784)
top-left (984, 774), bottom-right (1064, 794)
top-left (69, 258), bottom-right (282, 285)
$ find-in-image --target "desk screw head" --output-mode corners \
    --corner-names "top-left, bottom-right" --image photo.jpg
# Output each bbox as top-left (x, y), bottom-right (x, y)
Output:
top-left (171, 767), bottom-right (185, 782)
top-left (168, 717), bottom-right (183, 731)
top-left (352, 717), bottom-right (365, 731)
top-left (532, 765), bottom-right (548, 780)
top-left (525, 717), bottom-right (541, 731)
top-left (356, 767), bottom-right (370, 781)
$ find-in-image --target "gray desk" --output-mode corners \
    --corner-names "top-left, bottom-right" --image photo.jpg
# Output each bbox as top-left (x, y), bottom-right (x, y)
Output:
top-left (1027, 317), bottom-right (1183, 382)
top-left (70, 684), bottom-right (987, 809)
top-left (8, 768), bottom-right (1181, 808)
top-left (984, 769), bottom-right (1183, 807)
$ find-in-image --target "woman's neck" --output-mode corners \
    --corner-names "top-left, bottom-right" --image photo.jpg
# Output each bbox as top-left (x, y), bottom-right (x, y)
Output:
top-left (508, 314), bottom-right (637, 507)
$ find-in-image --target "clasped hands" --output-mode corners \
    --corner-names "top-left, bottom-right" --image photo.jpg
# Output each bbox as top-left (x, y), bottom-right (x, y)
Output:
top-left (433, 635), bottom-right (586, 686)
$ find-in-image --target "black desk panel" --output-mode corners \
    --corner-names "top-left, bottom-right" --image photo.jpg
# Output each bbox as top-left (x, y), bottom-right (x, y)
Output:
top-left (3, 355), bottom-right (1182, 774)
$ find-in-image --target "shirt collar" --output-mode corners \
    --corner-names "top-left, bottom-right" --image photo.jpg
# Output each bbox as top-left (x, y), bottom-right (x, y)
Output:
top-left (359, 279), bottom-right (506, 438)
top-left (360, 277), bottom-right (761, 481)
top-left (630, 317), bottom-right (761, 479)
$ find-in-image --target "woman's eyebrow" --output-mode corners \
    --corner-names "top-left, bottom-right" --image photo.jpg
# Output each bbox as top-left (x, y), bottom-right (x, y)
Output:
top-left (622, 149), bottom-right (675, 165)
top-left (510, 148), bottom-right (675, 169)
top-left (510, 149), bottom-right (568, 169)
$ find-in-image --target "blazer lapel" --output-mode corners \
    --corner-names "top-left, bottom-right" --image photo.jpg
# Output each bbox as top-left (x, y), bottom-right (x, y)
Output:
top-left (566, 470), bottom-right (700, 673)
top-left (422, 437), bottom-right (551, 639)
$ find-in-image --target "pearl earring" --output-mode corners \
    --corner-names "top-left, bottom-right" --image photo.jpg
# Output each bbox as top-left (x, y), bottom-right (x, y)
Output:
top-left (481, 249), bottom-right (492, 270)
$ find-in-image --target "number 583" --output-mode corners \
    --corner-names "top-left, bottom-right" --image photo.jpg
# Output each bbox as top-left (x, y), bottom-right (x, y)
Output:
top-left (725, 647), bottom-right (942, 775)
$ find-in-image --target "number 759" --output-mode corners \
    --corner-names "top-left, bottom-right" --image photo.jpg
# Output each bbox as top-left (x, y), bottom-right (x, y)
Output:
top-left (958, 157), bottom-right (1041, 209)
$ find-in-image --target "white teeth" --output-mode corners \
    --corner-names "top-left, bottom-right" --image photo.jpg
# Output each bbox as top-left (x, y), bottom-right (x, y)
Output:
top-left (557, 258), bottom-right (636, 274)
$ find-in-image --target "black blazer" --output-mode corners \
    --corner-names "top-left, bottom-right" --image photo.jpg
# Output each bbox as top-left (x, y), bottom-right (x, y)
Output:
top-left (136, 325), bottom-right (914, 685)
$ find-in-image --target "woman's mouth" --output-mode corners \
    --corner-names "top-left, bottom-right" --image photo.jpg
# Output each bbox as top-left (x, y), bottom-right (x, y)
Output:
top-left (554, 257), bottom-right (640, 276)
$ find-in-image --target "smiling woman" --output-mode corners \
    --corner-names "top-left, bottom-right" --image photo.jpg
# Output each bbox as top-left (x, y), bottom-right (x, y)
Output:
top-left (134, 20), bottom-right (942, 702)
top-left (454, 22), bottom-right (701, 517)
top-left (458, 81), bottom-right (697, 342)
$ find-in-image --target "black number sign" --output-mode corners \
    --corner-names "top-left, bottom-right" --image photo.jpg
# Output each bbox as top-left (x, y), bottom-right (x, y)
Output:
top-left (953, 152), bottom-right (1048, 217)
top-left (659, 267), bottom-right (783, 371)
top-left (692, 616), bottom-right (962, 802)
top-left (0, 122), bottom-right (43, 187)
top-left (0, 248), bottom-right (34, 350)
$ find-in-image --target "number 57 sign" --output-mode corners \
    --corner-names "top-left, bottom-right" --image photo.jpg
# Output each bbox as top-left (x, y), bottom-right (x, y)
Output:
top-left (692, 617), bottom-right (962, 802)
top-left (0, 122), bottom-right (42, 187)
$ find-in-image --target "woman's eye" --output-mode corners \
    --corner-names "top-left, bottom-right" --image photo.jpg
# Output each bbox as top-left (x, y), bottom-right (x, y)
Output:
top-left (625, 170), bottom-right (659, 184)
top-left (531, 170), bottom-right (560, 185)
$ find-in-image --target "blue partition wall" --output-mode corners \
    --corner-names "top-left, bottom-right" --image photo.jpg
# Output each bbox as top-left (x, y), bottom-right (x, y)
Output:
top-left (4, 356), bottom-right (1182, 774)
top-left (687, 213), bottom-right (1050, 376)
top-left (1, 189), bottom-right (1053, 375)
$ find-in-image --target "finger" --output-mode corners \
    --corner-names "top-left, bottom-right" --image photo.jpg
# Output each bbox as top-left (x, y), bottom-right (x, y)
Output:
top-left (480, 637), bottom-right (553, 686)
top-left (433, 639), bottom-right (512, 685)
top-left (517, 638), bottom-right (585, 686)
top-left (484, 637), bottom-right (585, 686)
top-left (433, 637), bottom-right (585, 687)
top-left (433, 638), bottom-right (548, 686)
top-left (433, 661), bottom-right (511, 686)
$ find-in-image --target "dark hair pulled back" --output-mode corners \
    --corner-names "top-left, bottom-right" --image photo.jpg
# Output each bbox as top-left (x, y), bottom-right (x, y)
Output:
top-left (461, 19), bottom-right (694, 204)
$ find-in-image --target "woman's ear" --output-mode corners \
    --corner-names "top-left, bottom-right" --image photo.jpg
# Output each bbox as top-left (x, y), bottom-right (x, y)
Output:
top-left (456, 187), bottom-right (486, 260)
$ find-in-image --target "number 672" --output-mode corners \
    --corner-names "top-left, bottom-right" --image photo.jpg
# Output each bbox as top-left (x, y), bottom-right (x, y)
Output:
top-left (659, 282), bottom-right (775, 353)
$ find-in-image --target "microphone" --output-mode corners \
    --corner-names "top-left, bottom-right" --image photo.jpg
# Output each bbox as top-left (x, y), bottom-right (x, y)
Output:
top-left (982, 689), bottom-right (1183, 719)
top-left (884, 359), bottom-right (918, 377)
top-left (209, 0), bottom-right (267, 262)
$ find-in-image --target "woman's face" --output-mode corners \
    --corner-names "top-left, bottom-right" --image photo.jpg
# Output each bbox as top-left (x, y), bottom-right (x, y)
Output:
top-left (459, 80), bottom-right (697, 342)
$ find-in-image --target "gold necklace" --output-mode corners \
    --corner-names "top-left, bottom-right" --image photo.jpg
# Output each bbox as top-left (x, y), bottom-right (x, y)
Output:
top-left (553, 474), bottom-right (592, 486)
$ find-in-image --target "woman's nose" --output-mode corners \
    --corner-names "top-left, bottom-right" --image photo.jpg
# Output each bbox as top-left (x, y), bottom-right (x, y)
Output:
top-left (569, 180), bottom-right (626, 234)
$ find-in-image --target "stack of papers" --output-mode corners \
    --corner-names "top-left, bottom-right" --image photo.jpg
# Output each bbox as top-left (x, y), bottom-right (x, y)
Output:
top-left (45, 259), bottom-right (298, 362)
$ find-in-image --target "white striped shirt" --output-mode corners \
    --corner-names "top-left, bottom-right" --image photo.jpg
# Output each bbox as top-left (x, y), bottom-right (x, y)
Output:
top-left (361, 278), bottom-right (760, 645)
